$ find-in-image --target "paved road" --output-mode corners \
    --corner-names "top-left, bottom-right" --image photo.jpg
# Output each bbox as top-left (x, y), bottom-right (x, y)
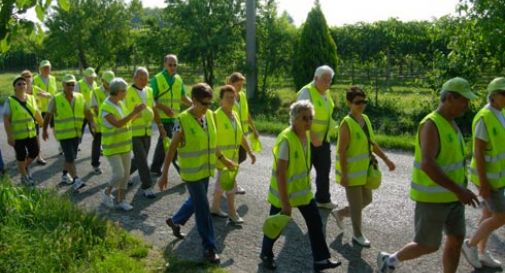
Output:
top-left (0, 117), bottom-right (504, 273)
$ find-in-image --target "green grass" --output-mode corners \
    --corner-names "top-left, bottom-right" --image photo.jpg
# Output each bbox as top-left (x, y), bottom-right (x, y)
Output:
top-left (0, 175), bottom-right (228, 273)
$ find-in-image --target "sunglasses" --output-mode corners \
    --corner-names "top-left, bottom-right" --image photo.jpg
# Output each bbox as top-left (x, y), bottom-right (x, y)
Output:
top-left (199, 100), bottom-right (212, 107)
top-left (66, 83), bottom-right (76, 87)
top-left (353, 100), bottom-right (368, 105)
top-left (302, 115), bottom-right (313, 122)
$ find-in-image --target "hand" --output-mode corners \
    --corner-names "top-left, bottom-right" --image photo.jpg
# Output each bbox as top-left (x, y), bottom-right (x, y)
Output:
top-left (385, 158), bottom-right (396, 171)
top-left (281, 203), bottom-right (292, 216)
top-left (222, 157), bottom-right (238, 170)
top-left (134, 103), bottom-right (146, 113)
top-left (158, 173), bottom-right (169, 191)
top-left (40, 91), bottom-right (51, 98)
top-left (478, 182), bottom-right (492, 200)
top-left (42, 129), bottom-right (49, 141)
top-left (159, 127), bottom-right (167, 138)
top-left (89, 122), bottom-right (96, 135)
top-left (248, 152), bottom-right (256, 164)
top-left (456, 188), bottom-right (479, 208)
top-left (7, 137), bottom-right (14, 147)
top-left (340, 175), bottom-right (349, 187)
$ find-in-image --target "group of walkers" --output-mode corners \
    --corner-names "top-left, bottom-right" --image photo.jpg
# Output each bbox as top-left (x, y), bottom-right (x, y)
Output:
top-left (2, 54), bottom-right (505, 272)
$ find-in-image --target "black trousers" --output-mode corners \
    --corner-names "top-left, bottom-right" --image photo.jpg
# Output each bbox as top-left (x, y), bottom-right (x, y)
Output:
top-left (91, 132), bottom-right (101, 168)
top-left (311, 141), bottom-right (332, 203)
top-left (151, 121), bottom-right (179, 173)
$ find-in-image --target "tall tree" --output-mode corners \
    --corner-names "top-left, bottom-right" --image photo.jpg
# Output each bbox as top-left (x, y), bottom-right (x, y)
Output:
top-left (292, 1), bottom-right (338, 90)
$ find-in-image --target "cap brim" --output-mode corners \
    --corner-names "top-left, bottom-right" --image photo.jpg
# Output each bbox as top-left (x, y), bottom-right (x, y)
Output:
top-left (461, 90), bottom-right (478, 100)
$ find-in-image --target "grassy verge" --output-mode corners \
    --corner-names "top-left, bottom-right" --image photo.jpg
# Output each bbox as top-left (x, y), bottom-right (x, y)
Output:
top-left (0, 175), bottom-right (227, 273)
top-left (255, 118), bottom-right (415, 152)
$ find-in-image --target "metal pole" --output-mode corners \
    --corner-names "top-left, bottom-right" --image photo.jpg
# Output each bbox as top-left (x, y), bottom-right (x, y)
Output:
top-left (245, 0), bottom-right (257, 99)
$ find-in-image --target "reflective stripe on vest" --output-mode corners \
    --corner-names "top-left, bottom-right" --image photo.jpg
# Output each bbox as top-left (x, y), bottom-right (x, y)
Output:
top-left (410, 111), bottom-right (467, 203)
top-left (215, 108), bottom-right (243, 169)
top-left (469, 107), bottom-right (505, 189)
top-left (8, 95), bottom-right (38, 140)
top-left (297, 83), bottom-right (335, 143)
top-left (100, 100), bottom-right (132, 156)
top-left (125, 86), bottom-right (154, 137)
top-left (177, 110), bottom-right (217, 182)
top-left (233, 91), bottom-right (250, 134)
top-left (53, 93), bottom-right (85, 140)
top-left (155, 73), bottom-right (183, 119)
top-left (92, 87), bottom-right (108, 133)
top-left (33, 75), bottom-right (57, 112)
top-left (268, 127), bottom-right (313, 208)
top-left (335, 115), bottom-right (374, 186)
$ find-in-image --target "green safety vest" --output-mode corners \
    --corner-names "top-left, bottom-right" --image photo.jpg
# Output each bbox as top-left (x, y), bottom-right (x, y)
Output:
top-left (177, 110), bottom-right (217, 182)
top-left (335, 114), bottom-right (374, 186)
top-left (233, 91), bottom-right (250, 135)
top-left (53, 92), bottom-right (85, 140)
top-left (92, 86), bottom-right (108, 133)
top-left (297, 82), bottom-right (335, 143)
top-left (268, 127), bottom-right (313, 208)
top-left (469, 107), bottom-right (505, 189)
top-left (155, 73), bottom-right (183, 119)
top-left (33, 75), bottom-right (57, 112)
top-left (78, 79), bottom-right (97, 106)
top-left (214, 108), bottom-right (243, 169)
top-left (410, 111), bottom-right (467, 203)
top-left (100, 99), bottom-right (132, 156)
top-left (8, 95), bottom-right (38, 140)
top-left (125, 85), bottom-right (154, 137)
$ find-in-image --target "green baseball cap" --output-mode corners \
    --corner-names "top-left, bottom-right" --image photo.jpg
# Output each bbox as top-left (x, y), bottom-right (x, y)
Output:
top-left (441, 77), bottom-right (477, 100)
top-left (262, 213), bottom-right (291, 239)
top-left (486, 77), bottom-right (505, 95)
top-left (83, 67), bottom-right (97, 78)
top-left (12, 75), bottom-right (26, 86)
top-left (39, 60), bottom-right (51, 68)
top-left (101, 70), bottom-right (115, 84)
top-left (62, 74), bottom-right (76, 83)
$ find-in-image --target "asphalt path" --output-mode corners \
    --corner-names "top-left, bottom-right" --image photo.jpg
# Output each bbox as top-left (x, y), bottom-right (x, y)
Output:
top-left (0, 113), bottom-right (504, 273)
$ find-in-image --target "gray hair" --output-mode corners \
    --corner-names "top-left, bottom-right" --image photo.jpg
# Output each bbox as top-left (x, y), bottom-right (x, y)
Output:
top-left (109, 77), bottom-right (128, 96)
top-left (314, 65), bottom-right (335, 79)
top-left (133, 66), bottom-right (149, 78)
top-left (164, 54), bottom-right (178, 63)
top-left (289, 100), bottom-right (315, 125)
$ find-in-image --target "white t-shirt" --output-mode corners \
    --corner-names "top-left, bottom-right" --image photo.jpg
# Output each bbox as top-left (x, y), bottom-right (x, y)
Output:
top-left (297, 87), bottom-right (329, 109)
top-left (474, 104), bottom-right (505, 142)
top-left (277, 137), bottom-right (308, 161)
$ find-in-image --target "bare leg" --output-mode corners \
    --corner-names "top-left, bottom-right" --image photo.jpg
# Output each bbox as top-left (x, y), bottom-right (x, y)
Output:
top-left (443, 235), bottom-right (464, 273)
top-left (395, 242), bottom-right (438, 262)
top-left (226, 191), bottom-right (237, 218)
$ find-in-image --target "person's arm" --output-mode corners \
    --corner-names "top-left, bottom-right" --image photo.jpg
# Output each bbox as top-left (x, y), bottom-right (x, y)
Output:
top-left (240, 135), bottom-right (256, 164)
top-left (337, 122), bottom-right (350, 186)
top-left (158, 130), bottom-right (183, 191)
top-left (4, 114), bottom-right (14, 147)
top-left (155, 103), bottom-right (174, 117)
top-left (419, 120), bottom-right (478, 207)
top-left (247, 113), bottom-right (259, 138)
top-left (104, 104), bottom-right (145, 128)
top-left (85, 107), bottom-right (95, 134)
top-left (42, 98), bottom-right (55, 141)
top-left (276, 158), bottom-right (291, 216)
top-left (181, 95), bottom-right (193, 107)
top-left (152, 107), bottom-right (167, 138)
top-left (372, 143), bottom-right (395, 171)
top-left (474, 138), bottom-right (491, 199)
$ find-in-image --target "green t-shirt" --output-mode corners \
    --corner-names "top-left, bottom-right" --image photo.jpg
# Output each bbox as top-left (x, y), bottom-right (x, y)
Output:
top-left (150, 69), bottom-right (186, 122)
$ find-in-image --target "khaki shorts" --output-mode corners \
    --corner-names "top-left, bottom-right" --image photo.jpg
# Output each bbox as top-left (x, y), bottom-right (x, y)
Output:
top-left (484, 187), bottom-right (505, 213)
top-left (414, 202), bottom-right (465, 248)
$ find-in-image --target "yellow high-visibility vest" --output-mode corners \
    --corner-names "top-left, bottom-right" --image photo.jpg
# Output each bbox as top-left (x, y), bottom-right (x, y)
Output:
top-left (53, 92), bottom-right (85, 140)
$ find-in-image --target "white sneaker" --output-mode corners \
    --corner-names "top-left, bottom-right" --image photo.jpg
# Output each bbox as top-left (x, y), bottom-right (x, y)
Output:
top-left (117, 201), bottom-right (133, 211)
top-left (377, 252), bottom-right (396, 273)
top-left (316, 201), bottom-right (338, 209)
top-left (61, 173), bottom-right (73, 185)
top-left (143, 187), bottom-right (156, 198)
top-left (331, 209), bottom-right (344, 229)
top-left (461, 239), bottom-right (482, 268)
top-left (480, 251), bottom-right (502, 268)
top-left (210, 208), bottom-right (228, 218)
top-left (352, 235), bottom-right (371, 247)
top-left (101, 189), bottom-right (115, 208)
top-left (228, 213), bottom-right (244, 225)
top-left (72, 177), bottom-right (86, 191)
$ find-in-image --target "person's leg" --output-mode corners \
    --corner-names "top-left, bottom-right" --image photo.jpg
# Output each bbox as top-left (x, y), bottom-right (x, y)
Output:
top-left (91, 133), bottom-right (102, 168)
top-left (36, 117), bottom-right (45, 163)
top-left (260, 204), bottom-right (282, 258)
top-left (14, 139), bottom-right (29, 177)
top-left (105, 154), bottom-right (124, 195)
top-left (312, 141), bottom-right (332, 204)
top-left (345, 186), bottom-right (364, 237)
top-left (226, 190), bottom-right (238, 218)
top-left (79, 118), bottom-right (87, 144)
top-left (116, 152), bottom-right (132, 203)
top-left (0, 148), bottom-right (4, 173)
top-left (61, 139), bottom-right (77, 177)
top-left (298, 199), bottom-right (331, 262)
top-left (186, 178), bottom-right (216, 251)
top-left (443, 235), bottom-right (464, 273)
top-left (468, 189), bottom-right (505, 250)
top-left (211, 170), bottom-right (223, 211)
top-left (151, 122), bottom-right (174, 174)
top-left (131, 136), bottom-right (153, 189)
top-left (25, 137), bottom-right (39, 171)
top-left (476, 207), bottom-right (493, 253)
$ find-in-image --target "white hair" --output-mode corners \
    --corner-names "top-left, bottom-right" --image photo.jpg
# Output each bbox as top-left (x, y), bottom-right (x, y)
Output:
top-left (133, 66), bottom-right (149, 78)
top-left (289, 100), bottom-right (314, 125)
top-left (109, 77), bottom-right (128, 96)
top-left (314, 65), bottom-right (335, 79)
top-left (164, 54), bottom-right (178, 63)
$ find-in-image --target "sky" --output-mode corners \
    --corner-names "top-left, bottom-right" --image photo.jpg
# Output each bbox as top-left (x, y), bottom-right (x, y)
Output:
top-left (140, 0), bottom-right (460, 26)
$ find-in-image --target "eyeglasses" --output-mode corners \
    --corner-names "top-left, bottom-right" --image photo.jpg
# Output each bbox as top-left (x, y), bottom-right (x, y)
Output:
top-left (66, 83), bottom-right (76, 87)
top-left (302, 115), bottom-right (313, 122)
top-left (199, 100), bottom-right (212, 107)
top-left (353, 100), bottom-right (368, 105)
top-left (16, 82), bottom-right (27, 86)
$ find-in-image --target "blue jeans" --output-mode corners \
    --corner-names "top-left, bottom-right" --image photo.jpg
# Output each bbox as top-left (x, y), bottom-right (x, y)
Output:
top-left (0, 148), bottom-right (4, 172)
top-left (172, 177), bottom-right (216, 251)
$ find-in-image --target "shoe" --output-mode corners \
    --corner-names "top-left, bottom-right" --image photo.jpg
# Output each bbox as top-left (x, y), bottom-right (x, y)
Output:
top-left (331, 209), bottom-right (344, 229)
top-left (61, 173), bottom-right (73, 185)
top-left (101, 189), bottom-right (115, 208)
top-left (151, 170), bottom-right (162, 177)
top-left (21, 175), bottom-right (34, 187)
top-left (313, 258), bottom-right (341, 272)
top-left (93, 167), bottom-right (103, 175)
top-left (352, 235), bottom-right (371, 247)
top-left (228, 214), bottom-right (244, 225)
top-left (377, 252), bottom-right (396, 273)
top-left (480, 250), bottom-right (502, 268)
top-left (260, 255), bottom-right (277, 270)
top-left (165, 217), bottom-right (185, 239)
top-left (210, 208), bottom-right (228, 218)
top-left (127, 180), bottom-right (134, 187)
top-left (117, 201), bottom-right (133, 211)
top-left (204, 249), bottom-right (220, 264)
top-left (36, 158), bottom-right (47, 165)
top-left (143, 187), bottom-right (156, 199)
top-left (316, 201), bottom-right (338, 209)
top-left (235, 185), bottom-right (246, 195)
top-left (462, 239), bottom-right (482, 268)
top-left (72, 177), bottom-right (86, 191)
